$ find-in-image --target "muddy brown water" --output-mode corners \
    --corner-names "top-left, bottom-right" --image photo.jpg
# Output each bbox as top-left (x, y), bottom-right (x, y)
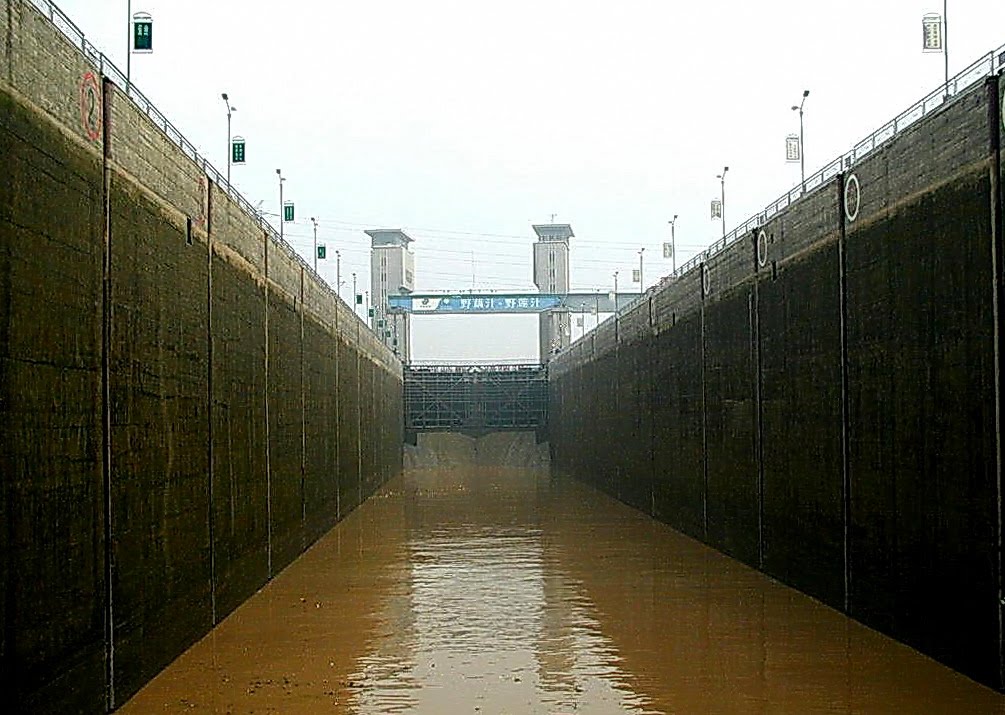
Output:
top-left (120, 433), bottom-right (1005, 713)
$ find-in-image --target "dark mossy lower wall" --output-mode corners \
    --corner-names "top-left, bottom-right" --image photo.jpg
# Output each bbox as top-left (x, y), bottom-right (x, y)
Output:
top-left (845, 170), bottom-right (999, 686)
top-left (0, 78), bottom-right (107, 714)
top-left (759, 240), bottom-right (845, 607)
top-left (1, 59), bottom-right (402, 715)
top-left (703, 285), bottom-right (759, 566)
top-left (209, 248), bottom-right (269, 620)
top-left (108, 173), bottom-right (214, 697)
top-left (652, 311), bottom-right (705, 539)
top-left (550, 76), bottom-right (1004, 690)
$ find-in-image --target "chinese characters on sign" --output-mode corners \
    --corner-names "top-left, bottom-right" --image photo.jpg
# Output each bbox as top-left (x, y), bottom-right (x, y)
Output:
top-left (389, 295), bottom-right (565, 313)
top-left (452, 296), bottom-right (554, 311)
top-left (232, 137), bottom-right (246, 164)
top-left (710, 199), bottom-right (722, 220)
top-left (922, 14), bottom-right (943, 52)
top-left (786, 134), bottom-right (800, 162)
top-left (133, 13), bottom-right (153, 52)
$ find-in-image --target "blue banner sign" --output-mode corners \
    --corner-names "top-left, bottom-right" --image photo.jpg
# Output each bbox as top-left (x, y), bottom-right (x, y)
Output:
top-left (388, 294), bottom-right (563, 314)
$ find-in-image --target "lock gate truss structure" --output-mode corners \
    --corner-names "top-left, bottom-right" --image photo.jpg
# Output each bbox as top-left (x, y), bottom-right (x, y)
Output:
top-left (404, 363), bottom-right (548, 435)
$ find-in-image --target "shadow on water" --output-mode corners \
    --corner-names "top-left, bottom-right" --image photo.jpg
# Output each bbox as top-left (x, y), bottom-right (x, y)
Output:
top-left (120, 432), bottom-right (1005, 713)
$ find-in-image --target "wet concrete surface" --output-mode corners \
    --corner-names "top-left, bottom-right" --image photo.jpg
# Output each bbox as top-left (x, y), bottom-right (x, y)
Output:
top-left (120, 436), bottom-right (1005, 714)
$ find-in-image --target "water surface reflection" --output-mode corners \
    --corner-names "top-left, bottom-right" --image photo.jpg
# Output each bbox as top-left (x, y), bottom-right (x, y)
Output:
top-left (120, 466), bottom-right (1005, 713)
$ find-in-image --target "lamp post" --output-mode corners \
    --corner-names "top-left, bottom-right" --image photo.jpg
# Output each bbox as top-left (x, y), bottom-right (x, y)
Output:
top-left (943, 0), bottom-right (949, 98)
top-left (638, 247), bottom-right (645, 294)
top-left (276, 169), bottom-right (284, 240)
top-left (613, 271), bottom-right (619, 312)
top-left (352, 272), bottom-right (358, 316)
top-left (669, 214), bottom-right (678, 275)
top-left (716, 166), bottom-right (729, 237)
top-left (336, 250), bottom-right (342, 300)
top-left (310, 217), bottom-right (319, 273)
top-left (791, 90), bottom-right (809, 192)
top-left (940, 1), bottom-right (948, 98)
top-left (222, 93), bottom-right (235, 185)
top-left (126, 0), bottom-right (131, 88)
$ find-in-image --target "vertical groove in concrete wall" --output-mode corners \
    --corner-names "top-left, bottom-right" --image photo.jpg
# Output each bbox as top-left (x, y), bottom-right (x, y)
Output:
top-left (206, 181), bottom-right (216, 627)
top-left (299, 267), bottom-right (306, 551)
top-left (263, 232), bottom-right (272, 579)
top-left (837, 173), bottom-right (851, 614)
top-left (988, 71), bottom-right (1005, 691)
top-left (699, 279), bottom-right (708, 538)
top-left (356, 321), bottom-right (362, 509)
top-left (648, 298), bottom-right (656, 517)
top-left (750, 275), bottom-right (765, 570)
top-left (335, 304), bottom-right (341, 521)
top-left (100, 76), bottom-right (115, 712)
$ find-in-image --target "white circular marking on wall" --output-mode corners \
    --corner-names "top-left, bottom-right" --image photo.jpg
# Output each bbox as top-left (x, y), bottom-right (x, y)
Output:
top-left (844, 173), bottom-right (861, 222)
top-left (757, 230), bottom-right (768, 268)
top-left (701, 263), bottom-right (711, 295)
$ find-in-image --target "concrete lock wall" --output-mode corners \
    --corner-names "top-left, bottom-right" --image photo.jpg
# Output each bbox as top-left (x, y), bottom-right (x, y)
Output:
top-left (0, 1), bottom-right (404, 711)
top-left (550, 73), bottom-right (1005, 690)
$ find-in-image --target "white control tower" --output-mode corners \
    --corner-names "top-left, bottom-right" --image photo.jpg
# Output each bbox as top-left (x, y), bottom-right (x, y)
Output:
top-left (366, 229), bottom-right (415, 362)
top-left (532, 223), bottom-right (573, 362)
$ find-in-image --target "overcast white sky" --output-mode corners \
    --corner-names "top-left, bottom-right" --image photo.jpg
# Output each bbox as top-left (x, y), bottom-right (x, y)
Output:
top-left (55, 0), bottom-right (1005, 361)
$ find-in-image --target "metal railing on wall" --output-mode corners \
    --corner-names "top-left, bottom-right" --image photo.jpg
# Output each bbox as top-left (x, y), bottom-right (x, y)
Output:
top-left (408, 359), bottom-right (544, 370)
top-left (669, 43), bottom-right (1005, 283)
top-left (29, 0), bottom-right (1005, 330)
top-left (26, 0), bottom-right (349, 313)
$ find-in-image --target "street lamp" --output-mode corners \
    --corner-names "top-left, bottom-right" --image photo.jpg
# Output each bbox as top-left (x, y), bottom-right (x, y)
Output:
top-left (276, 169), bottom-right (284, 240)
top-left (613, 270), bottom-right (619, 312)
top-left (669, 214), bottom-right (678, 274)
top-left (638, 247), bottom-right (645, 294)
top-left (126, 0), bottom-right (131, 88)
top-left (943, 1), bottom-right (949, 98)
top-left (335, 250), bottom-right (342, 301)
top-left (310, 217), bottom-right (319, 273)
top-left (716, 166), bottom-right (729, 237)
top-left (791, 90), bottom-right (809, 192)
top-left (222, 93), bottom-right (236, 185)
